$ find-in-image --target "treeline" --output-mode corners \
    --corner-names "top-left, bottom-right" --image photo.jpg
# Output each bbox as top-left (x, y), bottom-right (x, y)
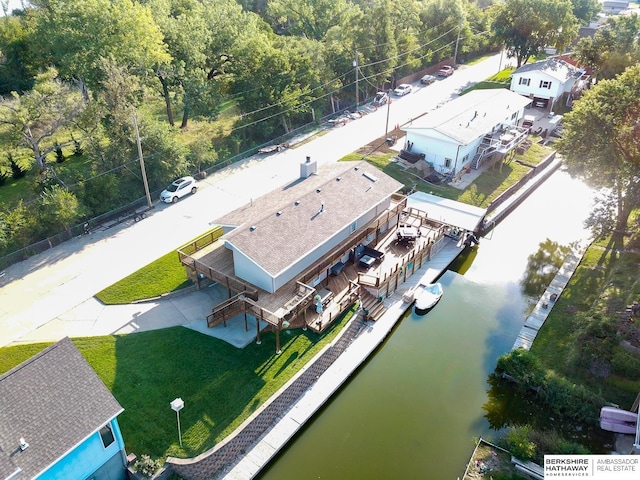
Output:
top-left (0, 0), bottom-right (600, 260)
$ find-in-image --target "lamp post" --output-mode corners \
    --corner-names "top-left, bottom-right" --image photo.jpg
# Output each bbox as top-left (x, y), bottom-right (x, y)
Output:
top-left (170, 398), bottom-right (184, 448)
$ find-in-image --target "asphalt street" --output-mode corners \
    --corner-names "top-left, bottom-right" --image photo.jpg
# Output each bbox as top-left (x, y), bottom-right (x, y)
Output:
top-left (0, 53), bottom-right (504, 348)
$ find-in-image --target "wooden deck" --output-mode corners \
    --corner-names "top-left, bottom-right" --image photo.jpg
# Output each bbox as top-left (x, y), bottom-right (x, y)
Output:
top-left (180, 200), bottom-right (463, 337)
top-left (512, 243), bottom-right (586, 350)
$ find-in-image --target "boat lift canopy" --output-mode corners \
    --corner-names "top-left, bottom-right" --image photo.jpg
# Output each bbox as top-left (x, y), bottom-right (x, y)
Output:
top-left (406, 192), bottom-right (487, 233)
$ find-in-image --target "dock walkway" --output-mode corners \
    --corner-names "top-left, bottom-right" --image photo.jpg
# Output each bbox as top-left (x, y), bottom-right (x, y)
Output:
top-left (167, 240), bottom-right (464, 480)
top-left (512, 243), bottom-right (587, 350)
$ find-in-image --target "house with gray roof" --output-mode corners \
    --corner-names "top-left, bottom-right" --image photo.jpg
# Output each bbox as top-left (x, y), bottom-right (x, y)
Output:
top-left (179, 159), bottom-right (408, 351)
top-left (510, 57), bottom-right (585, 111)
top-left (401, 89), bottom-right (531, 180)
top-left (0, 337), bottom-right (127, 480)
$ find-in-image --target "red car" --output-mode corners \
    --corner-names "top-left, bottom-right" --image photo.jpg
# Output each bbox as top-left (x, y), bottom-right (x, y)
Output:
top-left (437, 65), bottom-right (454, 77)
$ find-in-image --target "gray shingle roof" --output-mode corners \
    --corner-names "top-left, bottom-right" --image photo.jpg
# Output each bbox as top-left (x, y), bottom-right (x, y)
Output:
top-left (404, 89), bottom-right (532, 144)
top-left (0, 337), bottom-right (124, 480)
top-left (219, 160), bottom-right (403, 276)
top-left (513, 58), bottom-right (582, 82)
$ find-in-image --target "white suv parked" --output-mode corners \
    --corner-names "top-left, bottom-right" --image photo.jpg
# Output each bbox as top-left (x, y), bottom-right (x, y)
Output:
top-left (160, 176), bottom-right (198, 203)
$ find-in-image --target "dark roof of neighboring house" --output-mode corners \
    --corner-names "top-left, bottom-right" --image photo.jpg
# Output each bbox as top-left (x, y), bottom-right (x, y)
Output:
top-left (403, 89), bottom-right (531, 145)
top-left (0, 337), bottom-right (124, 480)
top-left (217, 160), bottom-right (403, 277)
top-left (513, 58), bottom-right (583, 82)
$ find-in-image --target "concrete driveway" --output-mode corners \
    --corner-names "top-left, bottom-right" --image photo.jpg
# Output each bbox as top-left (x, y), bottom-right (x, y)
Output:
top-left (0, 53), bottom-right (505, 348)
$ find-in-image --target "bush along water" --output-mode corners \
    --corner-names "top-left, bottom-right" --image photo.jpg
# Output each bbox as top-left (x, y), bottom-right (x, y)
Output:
top-left (495, 349), bottom-right (606, 425)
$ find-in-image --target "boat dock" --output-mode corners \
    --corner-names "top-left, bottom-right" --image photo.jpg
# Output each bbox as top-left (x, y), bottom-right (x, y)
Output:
top-left (512, 243), bottom-right (586, 350)
top-left (168, 239), bottom-right (465, 480)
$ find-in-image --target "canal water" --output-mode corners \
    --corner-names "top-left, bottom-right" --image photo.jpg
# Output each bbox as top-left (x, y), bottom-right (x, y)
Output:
top-left (258, 168), bottom-right (597, 479)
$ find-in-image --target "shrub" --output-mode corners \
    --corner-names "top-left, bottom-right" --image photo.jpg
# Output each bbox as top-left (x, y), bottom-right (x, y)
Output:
top-left (8, 153), bottom-right (26, 179)
top-left (611, 348), bottom-right (640, 378)
top-left (506, 425), bottom-right (537, 461)
top-left (0, 169), bottom-right (7, 186)
top-left (133, 454), bottom-right (161, 478)
top-left (55, 145), bottom-right (65, 163)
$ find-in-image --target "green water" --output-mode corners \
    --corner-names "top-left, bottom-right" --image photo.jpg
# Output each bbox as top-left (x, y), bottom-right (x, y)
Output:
top-left (258, 169), bottom-right (603, 479)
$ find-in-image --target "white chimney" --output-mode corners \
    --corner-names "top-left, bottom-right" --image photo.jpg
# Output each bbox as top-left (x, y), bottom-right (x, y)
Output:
top-left (300, 156), bottom-right (317, 178)
top-left (19, 438), bottom-right (29, 451)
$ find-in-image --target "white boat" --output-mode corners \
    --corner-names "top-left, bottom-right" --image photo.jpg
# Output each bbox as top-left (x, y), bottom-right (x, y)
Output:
top-left (414, 282), bottom-right (443, 314)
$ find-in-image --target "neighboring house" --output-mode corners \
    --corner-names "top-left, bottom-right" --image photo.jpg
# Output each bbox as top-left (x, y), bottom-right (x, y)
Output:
top-left (0, 337), bottom-right (127, 480)
top-left (510, 57), bottom-right (584, 111)
top-left (179, 159), bottom-right (408, 351)
top-left (602, 0), bottom-right (629, 14)
top-left (401, 89), bottom-right (531, 179)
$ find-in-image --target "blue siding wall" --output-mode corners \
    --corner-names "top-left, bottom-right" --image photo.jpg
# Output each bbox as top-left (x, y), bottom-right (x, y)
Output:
top-left (37, 419), bottom-right (125, 480)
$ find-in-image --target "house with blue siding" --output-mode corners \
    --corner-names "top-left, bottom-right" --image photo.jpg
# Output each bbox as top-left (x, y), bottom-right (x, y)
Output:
top-left (0, 337), bottom-right (127, 480)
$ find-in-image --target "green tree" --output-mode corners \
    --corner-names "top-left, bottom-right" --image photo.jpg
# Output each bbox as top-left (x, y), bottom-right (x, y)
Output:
top-left (0, 68), bottom-right (85, 171)
top-left (569, 0), bottom-right (600, 25)
top-left (29, 0), bottom-right (170, 95)
top-left (145, 0), bottom-right (251, 128)
top-left (0, 12), bottom-right (36, 94)
top-left (266, 0), bottom-right (357, 41)
top-left (491, 0), bottom-right (579, 67)
top-left (573, 14), bottom-right (640, 81)
top-left (557, 64), bottom-right (640, 245)
top-left (232, 32), bottom-right (324, 139)
top-left (37, 184), bottom-right (83, 234)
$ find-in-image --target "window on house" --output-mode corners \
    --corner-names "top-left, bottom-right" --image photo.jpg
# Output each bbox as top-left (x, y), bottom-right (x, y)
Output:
top-left (350, 222), bottom-right (357, 233)
top-left (518, 77), bottom-right (530, 86)
top-left (99, 424), bottom-right (115, 448)
top-left (462, 154), bottom-right (469, 163)
top-left (511, 112), bottom-right (517, 120)
top-left (539, 80), bottom-right (551, 89)
top-left (444, 158), bottom-right (452, 168)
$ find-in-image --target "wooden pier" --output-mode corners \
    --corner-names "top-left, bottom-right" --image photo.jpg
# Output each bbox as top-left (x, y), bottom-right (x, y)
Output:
top-left (512, 243), bottom-right (586, 350)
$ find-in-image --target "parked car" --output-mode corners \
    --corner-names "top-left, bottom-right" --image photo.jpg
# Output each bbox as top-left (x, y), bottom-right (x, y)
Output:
top-left (393, 83), bottom-right (413, 96)
top-left (420, 74), bottom-right (436, 85)
top-left (373, 91), bottom-right (389, 106)
top-left (437, 65), bottom-right (454, 77)
top-left (160, 176), bottom-right (198, 203)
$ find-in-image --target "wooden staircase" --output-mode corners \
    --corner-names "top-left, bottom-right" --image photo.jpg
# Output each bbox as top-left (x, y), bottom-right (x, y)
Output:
top-left (360, 289), bottom-right (387, 322)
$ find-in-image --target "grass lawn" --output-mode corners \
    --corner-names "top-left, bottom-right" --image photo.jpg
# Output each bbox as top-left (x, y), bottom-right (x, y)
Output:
top-left (531, 236), bottom-right (640, 408)
top-left (95, 249), bottom-right (192, 304)
top-left (0, 308), bottom-right (355, 460)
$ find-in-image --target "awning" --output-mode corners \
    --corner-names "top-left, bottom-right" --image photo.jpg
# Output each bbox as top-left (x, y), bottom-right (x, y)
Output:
top-left (406, 192), bottom-right (487, 233)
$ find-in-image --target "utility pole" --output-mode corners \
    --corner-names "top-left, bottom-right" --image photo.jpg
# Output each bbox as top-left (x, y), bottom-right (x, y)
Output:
top-left (354, 50), bottom-right (359, 111)
top-left (133, 114), bottom-right (153, 209)
top-left (453, 21), bottom-right (462, 66)
top-left (384, 89), bottom-right (391, 139)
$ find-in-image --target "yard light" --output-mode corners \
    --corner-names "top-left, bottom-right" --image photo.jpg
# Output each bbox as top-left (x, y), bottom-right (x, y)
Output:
top-left (170, 398), bottom-right (184, 448)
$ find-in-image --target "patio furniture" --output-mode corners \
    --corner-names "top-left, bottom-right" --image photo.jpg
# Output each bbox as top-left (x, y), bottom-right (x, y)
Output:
top-left (359, 255), bottom-right (376, 269)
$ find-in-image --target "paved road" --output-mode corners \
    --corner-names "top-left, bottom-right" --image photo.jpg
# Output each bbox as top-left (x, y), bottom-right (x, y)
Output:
top-left (0, 53), bottom-right (504, 348)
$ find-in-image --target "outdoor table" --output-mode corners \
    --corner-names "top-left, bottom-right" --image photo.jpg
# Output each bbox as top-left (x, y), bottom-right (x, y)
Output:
top-left (359, 255), bottom-right (375, 268)
top-left (398, 226), bottom-right (419, 240)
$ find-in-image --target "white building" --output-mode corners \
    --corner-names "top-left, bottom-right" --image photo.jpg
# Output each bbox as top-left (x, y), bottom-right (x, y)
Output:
top-left (510, 58), bottom-right (584, 111)
top-left (402, 89), bottom-right (531, 178)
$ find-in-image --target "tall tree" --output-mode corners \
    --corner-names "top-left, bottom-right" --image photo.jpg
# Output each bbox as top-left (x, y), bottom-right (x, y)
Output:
top-left (144, 0), bottom-right (249, 128)
top-left (29, 0), bottom-right (170, 95)
top-left (491, 0), bottom-right (579, 67)
top-left (232, 32), bottom-right (323, 139)
top-left (0, 67), bottom-right (85, 171)
top-left (574, 13), bottom-right (640, 81)
top-left (569, 0), bottom-right (600, 25)
top-left (266, 0), bottom-right (356, 41)
top-left (557, 64), bottom-right (640, 244)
